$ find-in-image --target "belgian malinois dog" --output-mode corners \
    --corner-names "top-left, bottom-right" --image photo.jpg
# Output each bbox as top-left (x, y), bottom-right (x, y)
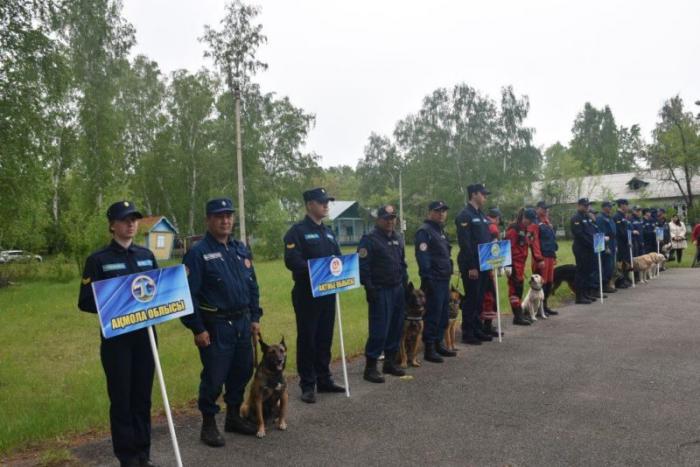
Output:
top-left (240, 336), bottom-right (288, 438)
top-left (398, 282), bottom-right (426, 368)
top-left (445, 286), bottom-right (462, 351)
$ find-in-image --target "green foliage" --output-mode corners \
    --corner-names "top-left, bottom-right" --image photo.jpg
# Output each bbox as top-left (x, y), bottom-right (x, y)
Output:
top-left (252, 199), bottom-right (289, 260)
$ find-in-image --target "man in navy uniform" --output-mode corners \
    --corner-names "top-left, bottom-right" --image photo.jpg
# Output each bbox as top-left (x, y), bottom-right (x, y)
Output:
top-left (284, 188), bottom-right (344, 403)
top-left (358, 204), bottom-right (408, 383)
top-left (415, 200), bottom-right (458, 363)
top-left (78, 201), bottom-right (159, 467)
top-left (455, 184), bottom-right (494, 344)
top-left (571, 198), bottom-right (597, 304)
top-left (596, 201), bottom-right (617, 293)
top-left (613, 199), bottom-right (632, 288)
top-left (642, 208), bottom-right (657, 254)
top-left (181, 198), bottom-right (261, 447)
top-left (630, 205), bottom-right (644, 257)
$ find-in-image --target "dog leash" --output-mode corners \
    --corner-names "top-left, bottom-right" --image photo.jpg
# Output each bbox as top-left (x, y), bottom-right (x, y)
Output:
top-left (252, 332), bottom-right (259, 370)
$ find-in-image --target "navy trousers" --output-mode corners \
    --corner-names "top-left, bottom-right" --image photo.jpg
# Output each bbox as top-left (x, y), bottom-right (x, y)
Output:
top-left (461, 271), bottom-right (489, 338)
top-left (422, 279), bottom-right (450, 344)
top-left (365, 284), bottom-right (405, 359)
top-left (292, 284), bottom-right (336, 390)
top-left (100, 328), bottom-right (154, 465)
top-left (197, 315), bottom-right (253, 415)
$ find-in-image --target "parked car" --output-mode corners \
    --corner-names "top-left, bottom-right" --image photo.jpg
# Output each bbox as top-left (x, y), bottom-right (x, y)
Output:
top-left (0, 250), bottom-right (43, 263)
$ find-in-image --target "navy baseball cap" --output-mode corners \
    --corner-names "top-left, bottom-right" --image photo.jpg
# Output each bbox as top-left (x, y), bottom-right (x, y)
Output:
top-left (616, 198), bottom-right (629, 206)
top-left (107, 201), bottom-right (143, 221)
top-left (632, 205), bottom-right (642, 211)
top-left (377, 205), bottom-right (397, 219)
top-left (468, 183), bottom-right (491, 196)
top-left (206, 198), bottom-right (235, 215)
top-left (601, 201), bottom-right (613, 208)
top-left (523, 208), bottom-right (537, 221)
top-left (488, 207), bottom-right (502, 218)
top-left (303, 187), bottom-right (335, 203)
top-left (642, 208), bottom-right (650, 215)
top-left (577, 198), bottom-right (590, 206)
top-left (428, 200), bottom-right (449, 211)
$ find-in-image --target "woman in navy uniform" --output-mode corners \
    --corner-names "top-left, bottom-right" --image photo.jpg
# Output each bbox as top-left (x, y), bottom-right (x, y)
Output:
top-left (181, 198), bottom-right (261, 447)
top-left (78, 201), bottom-right (159, 467)
top-left (284, 188), bottom-right (344, 404)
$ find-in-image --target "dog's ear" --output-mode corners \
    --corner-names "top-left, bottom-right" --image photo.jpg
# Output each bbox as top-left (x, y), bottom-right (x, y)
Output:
top-left (279, 336), bottom-right (286, 351)
top-left (259, 336), bottom-right (268, 354)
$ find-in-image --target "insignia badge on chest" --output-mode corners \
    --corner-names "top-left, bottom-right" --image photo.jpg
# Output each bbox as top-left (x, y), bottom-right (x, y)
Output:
top-left (358, 248), bottom-right (368, 258)
top-left (419, 242), bottom-right (428, 251)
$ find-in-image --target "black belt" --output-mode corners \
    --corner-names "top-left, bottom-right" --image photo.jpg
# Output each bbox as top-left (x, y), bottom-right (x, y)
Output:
top-left (201, 306), bottom-right (249, 320)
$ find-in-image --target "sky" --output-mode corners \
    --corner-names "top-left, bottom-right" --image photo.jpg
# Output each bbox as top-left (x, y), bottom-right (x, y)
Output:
top-left (122, 0), bottom-right (700, 168)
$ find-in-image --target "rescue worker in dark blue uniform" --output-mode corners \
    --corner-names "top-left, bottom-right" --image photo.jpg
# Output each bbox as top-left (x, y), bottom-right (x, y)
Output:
top-left (181, 198), bottom-right (261, 447)
top-left (358, 204), bottom-right (408, 383)
top-left (630, 206), bottom-right (644, 257)
top-left (415, 200), bottom-right (458, 363)
top-left (284, 188), bottom-right (344, 404)
top-left (657, 208), bottom-right (671, 269)
top-left (596, 201), bottom-right (617, 293)
top-left (642, 208), bottom-right (657, 254)
top-left (455, 184), bottom-right (494, 344)
top-left (613, 199), bottom-right (632, 288)
top-left (571, 198), bottom-right (597, 304)
top-left (78, 201), bottom-right (159, 467)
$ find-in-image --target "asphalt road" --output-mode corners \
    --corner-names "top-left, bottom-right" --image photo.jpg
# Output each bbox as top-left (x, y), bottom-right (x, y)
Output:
top-left (74, 268), bottom-right (700, 467)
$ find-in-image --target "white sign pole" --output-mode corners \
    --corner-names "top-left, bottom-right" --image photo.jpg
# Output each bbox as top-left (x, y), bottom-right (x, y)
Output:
top-left (597, 252), bottom-right (604, 304)
top-left (493, 273), bottom-right (502, 343)
top-left (335, 294), bottom-right (350, 397)
top-left (629, 244), bottom-right (636, 288)
top-left (146, 326), bottom-right (183, 467)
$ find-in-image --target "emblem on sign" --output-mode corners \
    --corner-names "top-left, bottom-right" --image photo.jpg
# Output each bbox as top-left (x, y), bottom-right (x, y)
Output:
top-left (329, 257), bottom-right (343, 277)
top-left (491, 242), bottom-right (500, 257)
top-left (131, 275), bottom-right (157, 303)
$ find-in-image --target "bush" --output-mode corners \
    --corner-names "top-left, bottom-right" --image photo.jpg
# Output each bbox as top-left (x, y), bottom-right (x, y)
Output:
top-left (0, 255), bottom-right (78, 283)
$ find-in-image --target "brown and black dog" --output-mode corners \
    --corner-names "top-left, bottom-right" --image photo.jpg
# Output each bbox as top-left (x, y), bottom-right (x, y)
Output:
top-left (551, 264), bottom-right (576, 295)
top-left (398, 282), bottom-right (426, 369)
top-left (240, 336), bottom-right (288, 439)
top-left (445, 286), bottom-right (462, 352)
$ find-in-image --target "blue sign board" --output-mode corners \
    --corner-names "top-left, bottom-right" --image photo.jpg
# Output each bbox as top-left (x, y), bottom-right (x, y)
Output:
top-left (594, 233), bottom-right (606, 253)
top-left (478, 240), bottom-right (512, 272)
top-left (92, 265), bottom-right (194, 339)
top-left (655, 227), bottom-right (664, 242)
top-left (308, 254), bottom-right (361, 298)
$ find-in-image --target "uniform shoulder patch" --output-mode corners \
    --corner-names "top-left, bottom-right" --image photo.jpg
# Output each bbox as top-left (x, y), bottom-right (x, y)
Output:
top-left (286, 243), bottom-right (296, 249)
top-left (81, 277), bottom-right (91, 285)
top-left (358, 247), bottom-right (368, 258)
top-left (419, 242), bottom-right (428, 252)
top-left (461, 222), bottom-right (469, 227)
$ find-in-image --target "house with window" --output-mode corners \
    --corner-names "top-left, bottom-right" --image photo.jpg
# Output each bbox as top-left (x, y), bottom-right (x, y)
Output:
top-left (328, 201), bottom-right (370, 245)
top-left (137, 216), bottom-right (179, 260)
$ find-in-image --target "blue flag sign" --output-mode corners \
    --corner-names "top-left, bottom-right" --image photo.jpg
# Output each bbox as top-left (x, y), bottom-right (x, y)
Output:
top-left (92, 265), bottom-right (194, 339)
top-left (655, 227), bottom-right (664, 242)
top-left (308, 254), bottom-right (361, 298)
top-left (478, 240), bottom-right (512, 272)
top-left (594, 233), bottom-right (606, 253)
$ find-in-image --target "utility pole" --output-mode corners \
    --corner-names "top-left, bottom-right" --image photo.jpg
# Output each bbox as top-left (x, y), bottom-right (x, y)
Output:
top-left (234, 84), bottom-right (246, 245)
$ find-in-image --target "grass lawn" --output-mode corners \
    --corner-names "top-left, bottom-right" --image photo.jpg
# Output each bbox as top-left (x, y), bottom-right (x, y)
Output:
top-left (5, 238), bottom-right (693, 458)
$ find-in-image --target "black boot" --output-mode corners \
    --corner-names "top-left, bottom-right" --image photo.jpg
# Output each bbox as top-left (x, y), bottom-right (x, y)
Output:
top-left (201, 414), bottom-right (225, 447)
top-left (364, 357), bottom-right (385, 383)
top-left (575, 292), bottom-right (592, 304)
top-left (543, 284), bottom-right (558, 315)
top-left (382, 354), bottom-right (406, 376)
top-left (512, 307), bottom-right (531, 326)
top-left (225, 405), bottom-right (257, 435)
top-left (424, 342), bottom-right (444, 363)
top-left (435, 342), bottom-right (457, 357)
top-left (483, 320), bottom-right (504, 337)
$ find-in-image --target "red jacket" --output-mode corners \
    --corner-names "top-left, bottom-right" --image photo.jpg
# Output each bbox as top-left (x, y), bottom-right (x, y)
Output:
top-left (487, 215), bottom-right (500, 240)
top-left (528, 220), bottom-right (544, 262)
top-left (692, 224), bottom-right (700, 244)
top-left (506, 222), bottom-right (530, 265)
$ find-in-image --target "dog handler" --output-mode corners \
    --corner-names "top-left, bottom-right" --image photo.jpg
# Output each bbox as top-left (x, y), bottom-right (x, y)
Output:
top-left (358, 204), bottom-right (408, 383)
top-left (284, 188), bottom-right (345, 404)
top-left (505, 208), bottom-right (538, 325)
top-left (533, 201), bottom-right (559, 315)
top-left (78, 201), bottom-right (159, 467)
top-left (181, 198), bottom-right (262, 447)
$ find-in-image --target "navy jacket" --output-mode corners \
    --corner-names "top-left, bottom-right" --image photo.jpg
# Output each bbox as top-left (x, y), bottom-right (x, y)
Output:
top-left (78, 240), bottom-right (159, 313)
top-left (596, 213), bottom-right (617, 252)
top-left (455, 203), bottom-right (491, 272)
top-left (613, 211), bottom-right (630, 248)
top-left (181, 232), bottom-right (261, 335)
top-left (357, 227), bottom-right (408, 290)
top-left (284, 215), bottom-right (341, 284)
top-left (570, 211), bottom-right (596, 251)
top-left (536, 217), bottom-right (558, 258)
top-left (415, 220), bottom-right (452, 281)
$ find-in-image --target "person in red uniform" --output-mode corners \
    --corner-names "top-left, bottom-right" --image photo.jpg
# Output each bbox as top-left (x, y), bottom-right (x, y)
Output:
top-left (532, 201), bottom-right (559, 315)
top-left (481, 208), bottom-right (502, 337)
top-left (692, 220), bottom-right (700, 267)
top-left (505, 208), bottom-right (537, 325)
